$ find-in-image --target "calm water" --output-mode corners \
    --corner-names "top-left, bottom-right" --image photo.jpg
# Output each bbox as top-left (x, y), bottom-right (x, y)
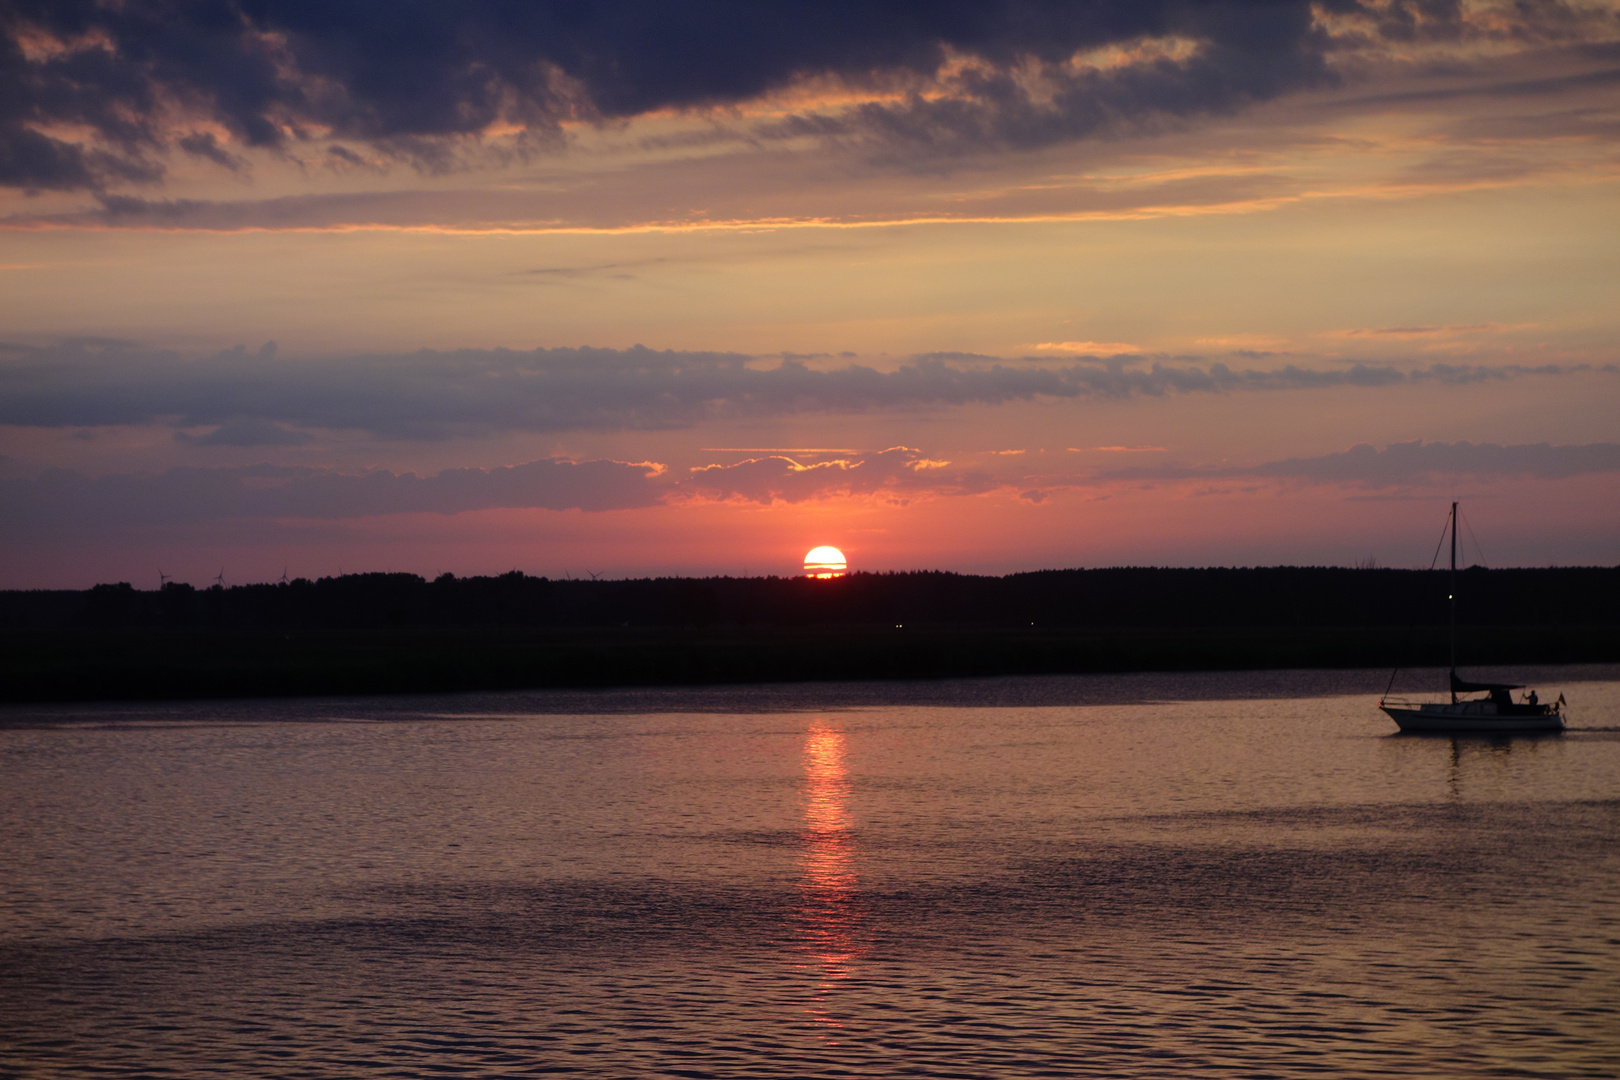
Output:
top-left (3, 668), bottom-right (1619, 1078)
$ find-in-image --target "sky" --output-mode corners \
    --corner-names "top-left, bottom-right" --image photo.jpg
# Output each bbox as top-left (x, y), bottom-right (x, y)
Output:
top-left (2, 0), bottom-right (1618, 588)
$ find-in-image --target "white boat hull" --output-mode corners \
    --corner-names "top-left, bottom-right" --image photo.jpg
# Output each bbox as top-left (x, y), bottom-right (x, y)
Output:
top-left (1380, 703), bottom-right (1563, 735)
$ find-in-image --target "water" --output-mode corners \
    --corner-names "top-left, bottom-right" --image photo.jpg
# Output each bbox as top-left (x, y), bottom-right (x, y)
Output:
top-left (3, 668), bottom-right (1619, 1078)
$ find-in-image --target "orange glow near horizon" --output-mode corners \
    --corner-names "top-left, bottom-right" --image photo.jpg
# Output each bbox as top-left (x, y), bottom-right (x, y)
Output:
top-left (4, 12), bottom-right (1617, 587)
top-left (797, 720), bottom-right (862, 1035)
top-left (804, 545), bottom-right (848, 578)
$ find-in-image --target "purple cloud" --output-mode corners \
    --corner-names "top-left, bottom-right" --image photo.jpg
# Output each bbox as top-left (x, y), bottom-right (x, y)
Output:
top-left (1, 341), bottom-right (1598, 440)
top-left (1101, 440), bottom-right (1620, 486)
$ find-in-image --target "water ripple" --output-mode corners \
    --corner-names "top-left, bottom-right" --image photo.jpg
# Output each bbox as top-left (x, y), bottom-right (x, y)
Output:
top-left (4, 680), bottom-right (1619, 1076)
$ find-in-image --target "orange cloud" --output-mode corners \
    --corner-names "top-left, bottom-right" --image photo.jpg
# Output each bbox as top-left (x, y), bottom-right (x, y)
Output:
top-left (1068, 446), bottom-right (1168, 453)
top-left (1030, 341), bottom-right (1141, 356)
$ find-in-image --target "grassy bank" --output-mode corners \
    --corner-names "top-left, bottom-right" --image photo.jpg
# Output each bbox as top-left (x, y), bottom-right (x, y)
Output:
top-left (4, 623), bottom-right (1615, 703)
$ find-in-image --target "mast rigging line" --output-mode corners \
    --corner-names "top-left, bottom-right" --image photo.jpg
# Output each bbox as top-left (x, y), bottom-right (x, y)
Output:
top-left (1381, 506), bottom-right (1455, 702)
top-left (1459, 506), bottom-right (1489, 569)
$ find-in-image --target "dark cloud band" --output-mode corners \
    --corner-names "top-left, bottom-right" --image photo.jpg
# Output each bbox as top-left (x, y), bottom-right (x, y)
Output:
top-left (5, 1), bottom-right (1610, 191)
top-left (0, 341), bottom-right (1598, 440)
top-left (1102, 439), bottom-right (1620, 485)
top-left (6, 440), bottom-right (1617, 541)
top-left (0, 457), bottom-right (666, 541)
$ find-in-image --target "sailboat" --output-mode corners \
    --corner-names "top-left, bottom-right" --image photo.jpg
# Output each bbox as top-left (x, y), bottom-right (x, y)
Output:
top-left (1378, 502), bottom-right (1565, 734)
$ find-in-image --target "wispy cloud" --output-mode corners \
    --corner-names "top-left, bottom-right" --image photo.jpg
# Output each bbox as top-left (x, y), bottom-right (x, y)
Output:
top-left (684, 447), bottom-right (993, 505)
top-left (1324, 323), bottom-right (1538, 340)
top-left (1030, 341), bottom-right (1142, 356)
top-left (1194, 334), bottom-right (1290, 350)
top-left (522, 259), bottom-right (667, 282)
top-left (1100, 441), bottom-right (1620, 486)
top-left (174, 420), bottom-right (312, 448)
top-left (698, 447), bottom-right (862, 455)
top-left (1069, 445), bottom-right (1167, 453)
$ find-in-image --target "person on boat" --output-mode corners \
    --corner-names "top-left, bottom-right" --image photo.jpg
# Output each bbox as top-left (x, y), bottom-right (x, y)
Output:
top-left (1527, 690), bottom-right (1538, 706)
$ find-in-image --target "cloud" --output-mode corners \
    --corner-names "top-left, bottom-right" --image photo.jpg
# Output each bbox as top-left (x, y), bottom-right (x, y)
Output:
top-left (1324, 322), bottom-right (1537, 340)
top-left (523, 259), bottom-right (666, 282)
top-left (175, 419), bottom-right (312, 447)
top-left (698, 447), bottom-right (862, 455)
top-left (762, 8), bottom-right (1338, 160)
top-left (7, 439), bottom-right (1616, 541)
top-left (1031, 341), bottom-right (1141, 356)
top-left (5, 1), bottom-right (1612, 191)
top-left (0, 341), bottom-right (1602, 439)
top-left (1195, 334), bottom-right (1289, 349)
top-left (0, 447), bottom-right (1006, 538)
top-left (1101, 440), bottom-right (1620, 486)
top-left (176, 132), bottom-right (245, 171)
top-left (1069, 445), bottom-right (1167, 453)
top-left (0, 457), bottom-right (667, 540)
top-left (3, 98), bottom-right (1606, 234)
top-left (684, 447), bottom-right (994, 505)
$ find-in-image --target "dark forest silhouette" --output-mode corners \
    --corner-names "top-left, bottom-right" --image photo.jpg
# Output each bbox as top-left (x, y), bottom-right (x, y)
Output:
top-left (3, 567), bottom-right (1616, 703)
top-left (7, 565), bottom-right (1619, 630)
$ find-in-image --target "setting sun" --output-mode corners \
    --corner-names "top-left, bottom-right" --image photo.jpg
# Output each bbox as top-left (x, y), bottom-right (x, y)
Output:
top-left (804, 546), bottom-right (848, 579)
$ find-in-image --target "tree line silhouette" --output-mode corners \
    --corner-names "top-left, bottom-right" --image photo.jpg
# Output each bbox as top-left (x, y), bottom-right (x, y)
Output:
top-left (6, 565), bottom-right (1617, 632)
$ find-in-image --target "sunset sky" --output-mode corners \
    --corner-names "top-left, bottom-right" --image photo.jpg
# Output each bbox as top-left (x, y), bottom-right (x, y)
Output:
top-left (3, 0), bottom-right (1618, 587)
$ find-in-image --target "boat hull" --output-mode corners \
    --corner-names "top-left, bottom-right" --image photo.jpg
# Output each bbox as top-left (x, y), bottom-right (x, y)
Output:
top-left (1380, 704), bottom-right (1563, 735)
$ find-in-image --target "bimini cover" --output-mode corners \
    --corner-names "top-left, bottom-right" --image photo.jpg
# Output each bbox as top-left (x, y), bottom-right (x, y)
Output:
top-left (1451, 669), bottom-right (1523, 694)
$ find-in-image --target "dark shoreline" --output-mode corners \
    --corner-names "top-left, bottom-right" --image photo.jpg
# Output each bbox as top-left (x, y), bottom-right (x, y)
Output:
top-left (5, 622), bottom-right (1616, 704)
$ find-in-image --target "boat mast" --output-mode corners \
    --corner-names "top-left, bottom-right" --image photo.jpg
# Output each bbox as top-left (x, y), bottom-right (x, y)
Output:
top-left (1449, 500), bottom-right (1457, 703)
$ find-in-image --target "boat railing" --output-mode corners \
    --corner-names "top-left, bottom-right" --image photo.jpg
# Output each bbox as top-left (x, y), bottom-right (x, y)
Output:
top-left (1379, 693), bottom-right (1561, 714)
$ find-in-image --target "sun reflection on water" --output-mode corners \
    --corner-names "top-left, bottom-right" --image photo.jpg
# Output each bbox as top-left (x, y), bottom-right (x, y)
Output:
top-left (797, 720), bottom-right (863, 1035)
